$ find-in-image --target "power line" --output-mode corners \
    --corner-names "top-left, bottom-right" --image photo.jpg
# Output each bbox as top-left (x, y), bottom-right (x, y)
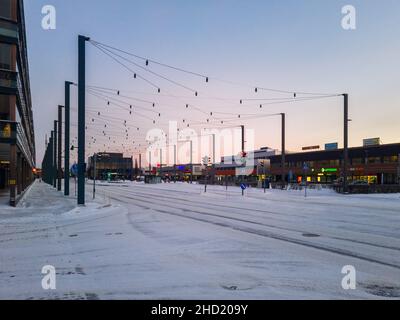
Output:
top-left (89, 38), bottom-right (339, 97)
top-left (91, 42), bottom-right (200, 95)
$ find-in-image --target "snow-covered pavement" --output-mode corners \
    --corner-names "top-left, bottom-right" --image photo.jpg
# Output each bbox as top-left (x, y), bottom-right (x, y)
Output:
top-left (1, 180), bottom-right (400, 299)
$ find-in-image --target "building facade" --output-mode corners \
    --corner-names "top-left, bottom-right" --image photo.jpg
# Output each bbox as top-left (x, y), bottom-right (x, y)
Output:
top-left (87, 153), bottom-right (133, 181)
top-left (0, 0), bottom-right (35, 206)
top-left (269, 143), bottom-right (400, 185)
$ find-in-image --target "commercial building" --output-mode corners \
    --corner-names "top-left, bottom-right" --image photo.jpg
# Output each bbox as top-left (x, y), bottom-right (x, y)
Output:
top-left (269, 143), bottom-right (400, 185)
top-left (87, 153), bottom-right (133, 180)
top-left (0, 0), bottom-right (35, 206)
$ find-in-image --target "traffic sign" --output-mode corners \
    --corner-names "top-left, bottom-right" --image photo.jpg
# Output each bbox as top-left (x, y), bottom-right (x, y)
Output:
top-left (71, 163), bottom-right (78, 176)
top-left (240, 183), bottom-right (247, 190)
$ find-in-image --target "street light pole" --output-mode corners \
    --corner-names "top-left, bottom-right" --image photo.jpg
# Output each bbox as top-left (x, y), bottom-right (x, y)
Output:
top-left (57, 105), bottom-right (63, 191)
top-left (160, 148), bottom-right (163, 178)
top-left (50, 131), bottom-right (54, 186)
top-left (190, 140), bottom-right (193, 184)
top-left (174, 144), bottom-right (177, 182)
top-left (93, 153), bottom-right (97, 199)
top-left (78, 35), bottom-right (90, 205)
top-left (343, 94), bottom-right (349, 194)
top-left (241, 125), bottom-right (245, 196)
top-left (64, 81), bottom-right (73, 196)
top-left (53, 120), bottom-right (57, 188)
top-left (281, 113), bottom-right (286, 186)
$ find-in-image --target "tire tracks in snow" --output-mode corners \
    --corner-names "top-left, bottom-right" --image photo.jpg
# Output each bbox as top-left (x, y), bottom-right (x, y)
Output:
top-left (105, 189), bottom-right (400, 271)
top-left (104, 187), bottom-right (400, 252)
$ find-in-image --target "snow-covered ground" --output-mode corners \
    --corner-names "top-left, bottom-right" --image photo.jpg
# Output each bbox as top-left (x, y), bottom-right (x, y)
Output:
top-left (1, 180), bottom-right (400, 300)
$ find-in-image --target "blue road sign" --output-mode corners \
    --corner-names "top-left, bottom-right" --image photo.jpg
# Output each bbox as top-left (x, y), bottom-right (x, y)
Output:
top-left (71, 163), bottom-right (78, 176)
top-left (240, 183), bottom-right (247, 190)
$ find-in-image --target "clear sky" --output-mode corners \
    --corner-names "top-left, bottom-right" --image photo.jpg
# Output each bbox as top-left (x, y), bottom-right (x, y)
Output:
top-left (24, 0), bottom-right (400, 165)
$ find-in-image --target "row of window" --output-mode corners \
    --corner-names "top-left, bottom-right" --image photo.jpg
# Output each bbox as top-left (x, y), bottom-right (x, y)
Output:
top-left (274, 156), bottom-right (399, 168)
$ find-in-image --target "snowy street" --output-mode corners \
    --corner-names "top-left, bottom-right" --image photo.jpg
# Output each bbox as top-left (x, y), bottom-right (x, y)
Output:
top-left (1, 180), bottom-right (400, 300)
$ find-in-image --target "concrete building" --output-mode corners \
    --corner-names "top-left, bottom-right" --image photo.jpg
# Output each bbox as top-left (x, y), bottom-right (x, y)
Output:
top-left (0, 0), bottom-right (35, 206)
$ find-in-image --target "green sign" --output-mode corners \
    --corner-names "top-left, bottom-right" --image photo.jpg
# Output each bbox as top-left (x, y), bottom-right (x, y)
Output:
top-left (321, 168), bottom-right (338, 173)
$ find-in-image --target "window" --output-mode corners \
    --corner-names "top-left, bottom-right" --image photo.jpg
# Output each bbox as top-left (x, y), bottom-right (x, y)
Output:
top-left (352, 158), bottom-right (363, 165)
top-left (0, 43), bottom-right (12, 70)
top-left (368, 157), bottom-right (381, 164)
top-left (0, 0), bottom-right (12, 19)
top-left (383, 156), bottom-right (398, 163)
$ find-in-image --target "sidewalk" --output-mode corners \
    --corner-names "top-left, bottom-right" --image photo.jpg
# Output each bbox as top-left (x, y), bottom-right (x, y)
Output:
top-left (0, 180), bottom-right (125, 300)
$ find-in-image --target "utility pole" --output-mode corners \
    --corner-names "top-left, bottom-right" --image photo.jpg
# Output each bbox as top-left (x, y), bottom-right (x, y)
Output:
top-left (281, 113), bottom-right (286, 186)
top-left (212, 134), bottom-right (216, 185)
top-left (64, 81), bottom-right (73, 196)
top-left (212, 134), bottom-right (216, 165)
top-left (174, 145), bottom-right (177, 182)
top-left (139, 153), bottom-right (142, 176)
top-left (78, 35), bottom-right (90, 205)
top-left (160, 148), bottom-right (163, 178)
top-left (93, 153), bottom-right (97, 199)
top-left (190, 140), bottom-right (193, 184)
top-left (241, 125), bottom-right (245, 196)
top-left (53, 120), bottom-right (57, 188)
top-left (343, 94), bottom-right (349, 193)
top-left (49, 131), bottom-right (54, 186)
top-left (57, 105), bottom-right (63, 191)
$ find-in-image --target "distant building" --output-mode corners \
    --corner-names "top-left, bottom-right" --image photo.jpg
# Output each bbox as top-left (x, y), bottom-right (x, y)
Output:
top-left (87, 153), bottom-right (133, 180)
top-left (0, 0), bottom-right (36, 206)
top-left (269, 143), bottom-right (400, 184)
